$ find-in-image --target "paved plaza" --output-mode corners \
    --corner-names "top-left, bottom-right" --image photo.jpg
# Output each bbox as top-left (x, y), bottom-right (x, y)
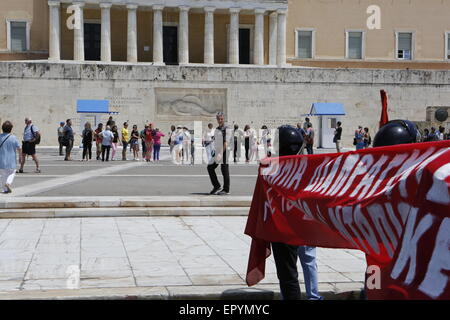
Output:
top-left (0, 146), bottom-right (365, 299)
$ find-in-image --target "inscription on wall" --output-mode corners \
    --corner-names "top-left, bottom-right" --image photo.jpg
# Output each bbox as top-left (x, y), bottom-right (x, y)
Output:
top-left (155, 88), bottom-right (226, 121)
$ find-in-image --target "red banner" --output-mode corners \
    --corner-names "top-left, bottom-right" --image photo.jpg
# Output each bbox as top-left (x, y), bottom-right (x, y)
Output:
top-left (245, 141), bottom-right (450, 300)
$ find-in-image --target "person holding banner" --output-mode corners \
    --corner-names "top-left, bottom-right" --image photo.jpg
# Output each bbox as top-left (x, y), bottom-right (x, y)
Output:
top-left (270, 125), bottom-right (323, 300)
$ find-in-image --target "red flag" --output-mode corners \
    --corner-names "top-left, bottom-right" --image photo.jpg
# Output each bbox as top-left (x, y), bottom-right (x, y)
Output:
top-left (245, 141), bottom-right (450, 300)
top-left (380, 90), bottom-right (389, 128)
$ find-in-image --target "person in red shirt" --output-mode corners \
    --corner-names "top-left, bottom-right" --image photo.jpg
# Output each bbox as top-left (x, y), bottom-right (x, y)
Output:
top-left (144, 123), bottom-right (154, 162)
top-left (152, 128), bottom-right (165, 162)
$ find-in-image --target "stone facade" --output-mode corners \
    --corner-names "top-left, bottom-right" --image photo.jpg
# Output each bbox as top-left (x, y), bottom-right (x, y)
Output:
top-left (1, 62), bottom-right (450, 146)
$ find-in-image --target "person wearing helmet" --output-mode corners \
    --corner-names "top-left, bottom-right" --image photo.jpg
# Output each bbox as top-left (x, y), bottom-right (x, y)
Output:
top-left (361, 119), bottom-right (421, 300)
top-left (270, 125), bottom-right (323, 300)
top-left (373, 120), bottom-right (421, 147)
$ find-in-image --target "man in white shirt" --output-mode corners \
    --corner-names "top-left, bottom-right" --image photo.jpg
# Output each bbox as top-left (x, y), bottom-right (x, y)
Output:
top-left (100, 126), bottom-right (115, 162)
top-left (19, 117), bottom-right (40, 173)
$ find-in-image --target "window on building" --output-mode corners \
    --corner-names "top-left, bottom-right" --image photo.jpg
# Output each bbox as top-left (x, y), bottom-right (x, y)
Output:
top-left (397, 32), bottom-right (413, 60)
top-left (347, 31), bottom-right (363, 59)
top-left (9, 21), bottom-right (28, 52)
top-left (297, 30), bottom-right (313, 59)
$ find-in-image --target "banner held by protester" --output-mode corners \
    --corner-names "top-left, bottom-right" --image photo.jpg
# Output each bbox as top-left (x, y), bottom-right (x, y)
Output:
top-left (245, 140), bottom-right (450, 300)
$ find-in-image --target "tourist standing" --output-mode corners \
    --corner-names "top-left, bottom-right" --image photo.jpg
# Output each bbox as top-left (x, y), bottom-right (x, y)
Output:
top-left (233, 124), bottom-right (244, 163)
top-left (429, 127), bottom-right (439, 141)
top-left (140, 125), bottom-right (148, 160)
top-left (363, 127), bottom-right (371, 148)
top-left (111, 125), bottom-right (119, 160)
top-left (0, 121), bottom-right (21, 194)
top-left (249, 126), bottom-right (259, 162)
top-left (57, 122), bottom-right (65, 156)
top-left (63, 119), bottom-right (74, 161)
top-left (130, 125), bottom-right (140, 161)
top-left (305, 123), bottom-right (315, 155)
top-left (182, 127), bottom-right (191, 164)
top-left (153, 128), bottom-right (165, 162)
top-left (81, 122), bottom-right (93, 161)
top-left (438, 126), bottom-right (445, 140)
top-left (106, 116), bottom-right (115, 128)
top-left (244, 125), bottom-right (251, 163)
top-left (354, 126), bottom-right (365, 150)
top-left (172, 125), bottom-right (184, 165)
top-left (18, 118), bottom-right (40, 174)
top-left (260, 125), bottom-right (271, 158)
top-left (94, 123), bottom-right (103, 160)
top-left (168, 125), bottom-right (176, 154)
top-left (100, 125), bottom-right (114, 162)
top-left (144, 124), bottom-right (154, 162)
top-left (207, 112), bottom-right (231, 195)
top-left (423, 128), bottom-right (430, 142)
top-left (334, 121), bottom-right (342, 153)
top-left (121, 122), bottom-right (129, 161)
top-left (303, 118), bottom-right (312, 131)
top-left (296, 123), bottom-right (307, 154)
top-left (203, 123), bottom-right (215, 164)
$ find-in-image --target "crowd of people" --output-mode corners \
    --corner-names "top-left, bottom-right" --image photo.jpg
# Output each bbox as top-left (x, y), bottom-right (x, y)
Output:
top-left (421, 125), bottom-right (448, 141)
top-left (2, 115), bottom-right (450, 196)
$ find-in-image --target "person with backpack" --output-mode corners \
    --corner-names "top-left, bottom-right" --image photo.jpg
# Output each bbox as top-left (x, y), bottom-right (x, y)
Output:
top-left (0, 121), bottom-right (21, 194)
top-left (18, 117), bottom-right (41, 173)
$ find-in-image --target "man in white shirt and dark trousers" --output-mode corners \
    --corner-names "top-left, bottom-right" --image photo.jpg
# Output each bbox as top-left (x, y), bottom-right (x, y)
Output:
top-left (207, 112), bottom-right (231, 195)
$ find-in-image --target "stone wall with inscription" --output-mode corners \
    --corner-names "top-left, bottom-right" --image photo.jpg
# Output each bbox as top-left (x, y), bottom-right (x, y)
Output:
top-left (0, 62), bottom-right (449, 146)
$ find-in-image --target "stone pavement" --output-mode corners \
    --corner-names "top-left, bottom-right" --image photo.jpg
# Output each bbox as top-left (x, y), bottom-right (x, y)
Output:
top-left (0, 216), bottom-right (366, 300)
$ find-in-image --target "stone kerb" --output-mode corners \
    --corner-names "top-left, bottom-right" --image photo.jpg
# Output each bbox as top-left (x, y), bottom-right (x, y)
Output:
top-left (1, 62), bottom-right (450, 86)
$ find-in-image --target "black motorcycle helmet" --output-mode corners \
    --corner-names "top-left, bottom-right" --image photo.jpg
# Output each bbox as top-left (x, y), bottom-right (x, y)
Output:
top-left (274, 125), bottom-right (304, 156)
top-left (373, 120), bottom-right (421, 147)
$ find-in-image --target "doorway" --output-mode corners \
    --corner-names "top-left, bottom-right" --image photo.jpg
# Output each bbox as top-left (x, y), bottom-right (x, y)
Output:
top-left (84, 23), bottom-right (101, 61)
top-left (239, 28), bottom-right (251, 64)
top-left (163, 26), bottom-right (178, 65)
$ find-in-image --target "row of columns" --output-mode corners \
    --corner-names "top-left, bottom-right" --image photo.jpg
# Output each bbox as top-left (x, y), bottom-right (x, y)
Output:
top-left (48, 1), bottom-right (287, 66)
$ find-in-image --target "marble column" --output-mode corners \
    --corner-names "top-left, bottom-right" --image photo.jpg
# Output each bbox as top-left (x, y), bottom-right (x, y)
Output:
top-left (127, 4), bottom-right (138, 63)
top-left (152, 5), bottom-right (164, 64)
top-left (276, 9), bottom-right (287, 66)
top-left (100, 2), bottom-right (112, 62)
top-left (48, 1), bottom-right (61, 61)
top-left (254, 8), bottom-right (265, 65)
top-left (204, 6), bottom-right (215, 65)
top-left (269, 11), bottom-right (277, 65)
top-left (229, 8), bottom-right (240, 64)
top-left (73, 2), bottom-right (85, 61)
top-left (178, 6), bottom-right (190, 65)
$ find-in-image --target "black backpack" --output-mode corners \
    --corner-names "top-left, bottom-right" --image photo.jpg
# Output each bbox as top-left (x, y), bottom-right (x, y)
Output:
top-left (30, 125), bottom-right (41, 145)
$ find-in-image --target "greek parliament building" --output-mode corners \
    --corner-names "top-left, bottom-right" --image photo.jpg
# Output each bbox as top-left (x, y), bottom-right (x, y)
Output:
top-left (0, 0), bottom-right (450, 146)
